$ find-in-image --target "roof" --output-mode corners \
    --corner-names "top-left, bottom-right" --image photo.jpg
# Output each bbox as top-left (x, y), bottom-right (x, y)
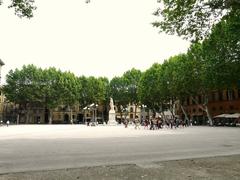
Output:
top-left (0, 59), bottom-right (5, 66)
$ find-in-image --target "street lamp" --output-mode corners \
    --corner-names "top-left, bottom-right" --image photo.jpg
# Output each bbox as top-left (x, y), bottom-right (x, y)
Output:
top-left (123, 107), bottom-right (129, 127)
top-left (83, 106), bottom-right (88, 124)
top-left (139, 104), bottom-right (147, 124)
top-left (89, 103), bottom-right (98, 126)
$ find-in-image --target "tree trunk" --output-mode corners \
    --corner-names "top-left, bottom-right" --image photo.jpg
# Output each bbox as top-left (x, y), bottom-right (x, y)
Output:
top-left (17, 114), bottom-right (20, 125)
top-left (180, 105), bottom-right (189, 122)
top-left (48, 109), bottom-right (52, 124)
top-left (134, 103), bottom-right (137, 120)
top-left (205, 105), bottom-right (213, 126)
top-left (169, 103), bottom-right (176, 120)
top-left (70, 106), bottom-right (73, 124)
top-left (160, 111), bottom-right (167, 123)
top-left (191, 96), bottom-right (212, 126)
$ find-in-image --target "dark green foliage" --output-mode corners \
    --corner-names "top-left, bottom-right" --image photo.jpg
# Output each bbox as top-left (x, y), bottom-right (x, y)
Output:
top-left (153, 0), bottom-right (240, 41)
top-left (202, 9), bottom-right (240, 89)
top-left (3, 65), bottom-right (109, 112)
top-left (8, 0), bottom-right (36, 18)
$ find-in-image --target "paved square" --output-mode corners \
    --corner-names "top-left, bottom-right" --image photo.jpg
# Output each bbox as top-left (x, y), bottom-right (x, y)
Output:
top-left (0, 125), bottom-right (240, 174)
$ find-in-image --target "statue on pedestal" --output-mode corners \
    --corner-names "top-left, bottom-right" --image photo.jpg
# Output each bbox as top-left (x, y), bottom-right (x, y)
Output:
top-left (110, 97), bottom-right (115, 111)
top-left (108, 97), bottom-right (117, 125)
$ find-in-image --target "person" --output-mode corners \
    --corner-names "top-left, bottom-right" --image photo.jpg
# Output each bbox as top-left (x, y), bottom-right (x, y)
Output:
top-left (6, 120), bottom-right (10, 127)
top-left (124, 118), bottom-right (128, 128)
top-left (134, 117), bottom-right (140, 129)
top-left (150, 118), bottom-right (154, 130)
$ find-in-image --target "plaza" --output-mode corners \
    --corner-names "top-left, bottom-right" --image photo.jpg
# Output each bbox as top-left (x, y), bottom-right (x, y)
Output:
top-left (0, 125), bottom-right (239, 177)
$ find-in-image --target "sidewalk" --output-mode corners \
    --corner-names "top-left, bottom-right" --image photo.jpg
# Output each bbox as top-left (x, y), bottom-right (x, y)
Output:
top-left (1, 155), bottom-right (239, 180)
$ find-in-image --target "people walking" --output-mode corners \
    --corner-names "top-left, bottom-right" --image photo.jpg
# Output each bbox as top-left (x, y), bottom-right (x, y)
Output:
top-left (6, 120), bottom-right (10, 127)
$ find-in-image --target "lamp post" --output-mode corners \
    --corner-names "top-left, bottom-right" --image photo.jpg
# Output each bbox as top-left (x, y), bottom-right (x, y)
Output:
top-left (123, 107), bottom-right (129, 128)
top-left (89, 103), bottom-right (98, 126)
top-left (95, 104), bottom-right (98, 125)
top-left (139, 104), bottom-right (147, 124)
top-left (83, 106), bottom-right (88, 124)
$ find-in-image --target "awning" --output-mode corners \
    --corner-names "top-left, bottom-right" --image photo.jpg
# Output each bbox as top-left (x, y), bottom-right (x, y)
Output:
top-left (226, 113), bottom-right (240, 118)
top-left (213, 114), bottom-right (229, 118)
top-left (214, 113), bottom-right (240, 119)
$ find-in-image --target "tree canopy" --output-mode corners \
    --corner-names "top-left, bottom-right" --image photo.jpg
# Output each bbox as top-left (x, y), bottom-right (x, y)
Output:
top-left (153, 0), bottom-right (240, 41)
top-left (1, 0), bottom-right (36, 18)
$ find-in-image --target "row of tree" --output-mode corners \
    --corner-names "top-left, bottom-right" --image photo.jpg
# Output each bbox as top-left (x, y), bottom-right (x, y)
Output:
top-left (3, 65), bottom-right (109, 123)
top-left (111, 9), bottom-right (240, 124)
top-left (3, 8), bottom-right (240, 124)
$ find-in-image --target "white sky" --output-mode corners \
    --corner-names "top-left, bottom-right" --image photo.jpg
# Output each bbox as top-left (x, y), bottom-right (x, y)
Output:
top-left (0, 0), bottom-right (190, 83)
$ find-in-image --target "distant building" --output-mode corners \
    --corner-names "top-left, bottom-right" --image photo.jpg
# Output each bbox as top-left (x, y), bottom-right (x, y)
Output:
top-left (176, 88), bottom-right (240, 125)
top-left (0, 59), bottom-right (5, 122)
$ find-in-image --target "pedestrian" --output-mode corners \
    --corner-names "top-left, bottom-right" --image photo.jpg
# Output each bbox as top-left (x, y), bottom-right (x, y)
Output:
top-left (6, 120), bottom-right (10, 127)
top-left (150, 119), bottom-right (154, 130)
top-left (134, 117), bottom-right (140, 130)
top-left (124, 119), bottom-right (128, 128)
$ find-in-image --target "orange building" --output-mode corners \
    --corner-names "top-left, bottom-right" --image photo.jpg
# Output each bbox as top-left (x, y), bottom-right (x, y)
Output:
top-left (176, 88), bottom-right (240, 125)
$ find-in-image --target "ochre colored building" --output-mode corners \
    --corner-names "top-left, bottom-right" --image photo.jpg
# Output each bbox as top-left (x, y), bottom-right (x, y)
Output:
top-left (176, 88), bottom-right (240, 125)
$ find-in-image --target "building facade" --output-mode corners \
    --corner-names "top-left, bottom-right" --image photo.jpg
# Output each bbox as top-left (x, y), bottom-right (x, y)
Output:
top-left (176, 88), bottom-right (240, 125)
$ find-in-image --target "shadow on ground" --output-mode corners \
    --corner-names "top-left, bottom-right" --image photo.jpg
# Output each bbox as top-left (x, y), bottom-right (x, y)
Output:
top-left (1, 155), bottom-right (240, 180)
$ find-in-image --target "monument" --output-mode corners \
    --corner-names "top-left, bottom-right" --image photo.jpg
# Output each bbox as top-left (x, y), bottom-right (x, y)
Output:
top-left (108, 97), bottom-right (117, 125)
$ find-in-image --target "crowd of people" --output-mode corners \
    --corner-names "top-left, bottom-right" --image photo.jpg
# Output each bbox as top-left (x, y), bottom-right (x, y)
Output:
top-left (124, 116), bottom-right (191, 130)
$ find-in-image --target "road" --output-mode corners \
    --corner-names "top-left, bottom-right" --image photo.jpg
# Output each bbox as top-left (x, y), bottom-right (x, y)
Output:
top-left (0, 125), bottom-right (239, 174)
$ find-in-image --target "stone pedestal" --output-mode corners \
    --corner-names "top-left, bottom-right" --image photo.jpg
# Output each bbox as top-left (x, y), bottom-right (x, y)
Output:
top-left (108, 110), bottom-right (117, 125)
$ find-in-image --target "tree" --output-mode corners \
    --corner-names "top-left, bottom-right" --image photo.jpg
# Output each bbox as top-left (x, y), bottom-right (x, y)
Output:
top-left (109, 76), bottom-right (128, 122)
top-left (152, 0), bottom-right (240, 41)
top-left (122, 68), bottom-right (142, 119)
top-left (1, 0), bottom-right (36, 18)
top-left (3, 65), bottom-right (46, 123)
top-left (58, 71), bottom-right (81, 123)
top-left (201, 9), bottom-right (240, 89)
top-left (138, 63), bottom-right (164, 113)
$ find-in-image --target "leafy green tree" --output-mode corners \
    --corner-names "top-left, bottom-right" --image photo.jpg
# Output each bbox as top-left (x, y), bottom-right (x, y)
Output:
top-left (77, 76), bottom-right (109, 123)
top-left (1, 0), bottom-right (36, 18)
top-left (138, 63), bottom-right (164, 113)
top-left (202, 9), bottom-right (240, 89)
top-left (39, 67), bottom-right (64, 123)
top-left (122, 68), bottom-right (142, 119)
top-left (3, 65), bottom-right (45, 123)
top-left (58, 71), bottom-right (81, 123)
top-left (109, 76), bottom-right (128, 121)
top-left (153, 0), bottom-right (240, 41)
top-left (170, 45), bottom-right (213, 125)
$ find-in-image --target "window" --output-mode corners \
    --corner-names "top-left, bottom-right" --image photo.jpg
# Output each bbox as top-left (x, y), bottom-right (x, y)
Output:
top-left (198, 95), bottom-right (202, 104)
top-left (218, 91), bottom-right (223, 101)
top-left (192, 97), bottom-right (196, 105)
top-left (193, 109), bottom-right (196, 113)
top-left (187, 98), bottom-right (190, 106)
top-left (232, 89), bottom-right (236, 100)
top-left (238, 88), bottom-right (240, 99)
top-left (130, 114), bottom-right (133, 119)
top-left (211, 92), bottom-right (216, 102)
top-left (227, 89), bottom-right (234, 101)
top-left (130, 107), bottom-right (133, 112)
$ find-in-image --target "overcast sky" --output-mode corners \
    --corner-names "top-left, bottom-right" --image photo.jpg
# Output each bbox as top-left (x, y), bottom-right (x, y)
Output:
top-left (0, 0), bottom-right (190, 83)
